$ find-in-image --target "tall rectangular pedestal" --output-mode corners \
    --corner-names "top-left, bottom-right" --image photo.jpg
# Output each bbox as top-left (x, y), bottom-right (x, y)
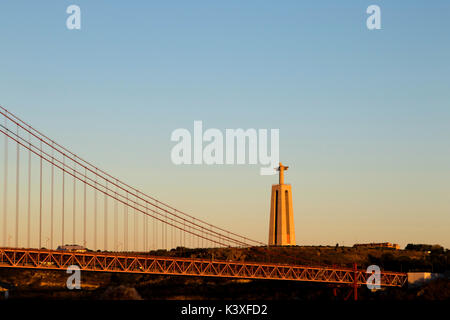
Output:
top-left (268, 184), bottom-right (295, 246)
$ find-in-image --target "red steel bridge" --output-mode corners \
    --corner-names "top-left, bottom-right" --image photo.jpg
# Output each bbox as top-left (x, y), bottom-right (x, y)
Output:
top-left (0, 106), bottom-right (407, 298)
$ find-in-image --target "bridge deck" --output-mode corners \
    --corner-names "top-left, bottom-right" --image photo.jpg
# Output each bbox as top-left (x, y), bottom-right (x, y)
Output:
top-left (0, 248), bottom-right (407, 287)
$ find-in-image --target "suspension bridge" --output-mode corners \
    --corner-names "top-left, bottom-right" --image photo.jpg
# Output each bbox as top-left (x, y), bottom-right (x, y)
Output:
top-left (0, 106), bottom-right (407, 299)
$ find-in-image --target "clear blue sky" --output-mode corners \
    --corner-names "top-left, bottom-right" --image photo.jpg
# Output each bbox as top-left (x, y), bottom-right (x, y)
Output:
top-left (0, 1), bottom-right (449, 248)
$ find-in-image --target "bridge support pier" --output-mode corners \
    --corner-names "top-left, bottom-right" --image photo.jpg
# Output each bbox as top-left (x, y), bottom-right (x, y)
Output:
top-left (330, 284), bottom-right (359, 301)
top-left (330, 264), bottom-right (359, 301)
top-left (352, 263), bottom-right (358, 301)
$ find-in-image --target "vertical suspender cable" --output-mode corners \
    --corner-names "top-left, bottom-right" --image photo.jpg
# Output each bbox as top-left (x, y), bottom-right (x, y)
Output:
top-left (114, 180), bottom-right (118, 251)
top-left (15, 125), bottom-right (19, 247)
top-left (83, 167), bottom-right (87, 248)
top-left (27, 131), bottom-right (31, 248)
top-left (39, 140), bottom-right (42, 248)
top-left (134, 194), bottom-right (137, 251)
top-left (165, 211), bottom-right (168, 250)
top-left (172, 212), bottom-right (175, 250)
top-left (94, 169), bottom-right (97, 251)
top-left (104, 180), bottom-right (108, 251)
top-left (50, 143), bottom-right (54, 249)
top-left (62, 155), bottom-right (65, 247)
top-left (171, 210), bottom-right (174, 250)
top-left (3, 117), bottom-right (8, 247)
top-left (154, 201), bottom-right (157, 250)
top-left (144, 200), bottom-right (148, 252)
top-left (73, 161), bottom-right (76, 245)
top-left (162, 211), bottom-right (165, 250)
top-left (124, 192), bottom-right (128, 251)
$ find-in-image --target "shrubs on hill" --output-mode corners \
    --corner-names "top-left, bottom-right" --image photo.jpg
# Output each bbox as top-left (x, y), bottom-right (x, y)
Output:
top-left (405, 244), bottom-right (445, 254)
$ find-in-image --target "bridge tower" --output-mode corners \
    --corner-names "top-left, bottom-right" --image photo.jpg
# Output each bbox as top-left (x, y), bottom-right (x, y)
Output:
top-left (268, 162), bottom-right (296, 246)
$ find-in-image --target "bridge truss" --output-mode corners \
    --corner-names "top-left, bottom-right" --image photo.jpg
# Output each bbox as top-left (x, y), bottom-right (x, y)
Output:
top-left (0, 248), bottom-right (407, 287)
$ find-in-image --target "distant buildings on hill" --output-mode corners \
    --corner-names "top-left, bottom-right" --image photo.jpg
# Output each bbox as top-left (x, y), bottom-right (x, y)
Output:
top-left (405, 244), bottom-right (445, 253)
top-left (353, 242), bottom-right (400, 250)
top-left (56, 244), bottom-right (87, 252)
